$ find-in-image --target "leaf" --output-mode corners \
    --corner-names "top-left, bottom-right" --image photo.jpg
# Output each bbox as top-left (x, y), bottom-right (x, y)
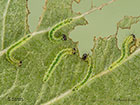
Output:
top-left (0, 0), bottom-right (87, 105)
top-left (0, 0), bottom-right (140, 105)
top-left (36, 0), bottom-right (87, 34)
top-left (48, 36), bottom-right (140, 105)
top-left (117, 16), bottom-right (140, 29)
top-left (92, 36), bottom-right (121, 75)
top-left (0, 0), bottom-right (29, 50)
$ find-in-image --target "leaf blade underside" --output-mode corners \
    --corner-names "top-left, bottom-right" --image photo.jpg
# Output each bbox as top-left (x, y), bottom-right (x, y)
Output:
top-left (0, 0), bottom-right (140, 105)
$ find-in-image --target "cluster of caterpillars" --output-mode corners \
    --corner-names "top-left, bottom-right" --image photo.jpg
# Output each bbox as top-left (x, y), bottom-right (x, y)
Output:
top-left (6, 18), bottom-right (73, 67)
top-left (5, 18), bottom-right (94, 91)
top-left (5, 18), bottom-right (137, 91)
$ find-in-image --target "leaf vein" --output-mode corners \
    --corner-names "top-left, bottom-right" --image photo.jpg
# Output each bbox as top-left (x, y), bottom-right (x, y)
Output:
top-left (0, 69), bottom-right (19, 99)
top-left (1, 0), bottom-right (11, 50)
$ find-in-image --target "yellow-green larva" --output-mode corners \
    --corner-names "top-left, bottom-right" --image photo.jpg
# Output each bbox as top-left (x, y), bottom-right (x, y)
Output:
top-left (43, 48), bottom-right (76, 82)
top-left (108, 34), bottom-right (136, 70)
top-left (6, 34), bottom-right (32, 66)
top-left (48, 18), bottom-right (73, 42)
top-left (72, 54), bottom-right (93, 91)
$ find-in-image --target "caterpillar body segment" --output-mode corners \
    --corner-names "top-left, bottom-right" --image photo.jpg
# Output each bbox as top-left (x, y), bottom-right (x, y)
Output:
top-left (43, 48), bottom-right (76, 82)
top-left (6, 34), bottom-right (32, 66)
top-left (72, 54), bottom-right (93, 91)
top-left (109, 34), bottom-right (136, 70)
top-left (48, 18), bottom-right (73, 42)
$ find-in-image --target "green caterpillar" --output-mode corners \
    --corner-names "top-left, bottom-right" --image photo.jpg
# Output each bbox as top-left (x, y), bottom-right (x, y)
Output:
top-left (109, 34), bottom-right (136, 70)
top-left (43, 48), bottom-right (76, 82)
top-left (6, 34), bottom-right (32, 66)
top-left (48, 18), bottom-right (73, 42)
top-left (72, 53), bottom-right (93, 91)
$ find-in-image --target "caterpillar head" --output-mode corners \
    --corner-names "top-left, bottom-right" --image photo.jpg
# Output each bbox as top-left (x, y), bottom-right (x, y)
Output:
top-left (127, 34), bottom-right (137, 53)
top-left (82, 53), bottom-right (88, 61)
top-left (72, 48), bottom-right (77, 55)
top-left (62, 34), bottom-right (67, 41)
top-left (127, 34), bottom-right (136, 48)
top-left (82, 53), bottom-right (90, 62)
top-left (18, 61), bottom-right (22, 67)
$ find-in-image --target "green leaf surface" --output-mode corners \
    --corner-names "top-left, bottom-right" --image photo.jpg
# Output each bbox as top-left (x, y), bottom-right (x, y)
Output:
top-left (0, 0), bottom-right (29, 50)
top-left (42, 36), bottom-right (140, 105)
top-left (36, 0), bottom-right (87, 34)
top-left (0, 0), bottom-right (140, 105)
top-left (117, 16), bottom-right (140, 30)
top-left (92, 36), bottom-right (121, 75)
top-left (53, 49), bottom-right (140, 105)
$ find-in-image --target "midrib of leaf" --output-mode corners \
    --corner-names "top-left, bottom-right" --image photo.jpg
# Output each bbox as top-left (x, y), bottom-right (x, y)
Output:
top-left (1, 0), bottom-right (11, 50)
top-left (42, 48), bottom-right (140, 105)
top-left (0, 47), bottom-right (8, 57)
